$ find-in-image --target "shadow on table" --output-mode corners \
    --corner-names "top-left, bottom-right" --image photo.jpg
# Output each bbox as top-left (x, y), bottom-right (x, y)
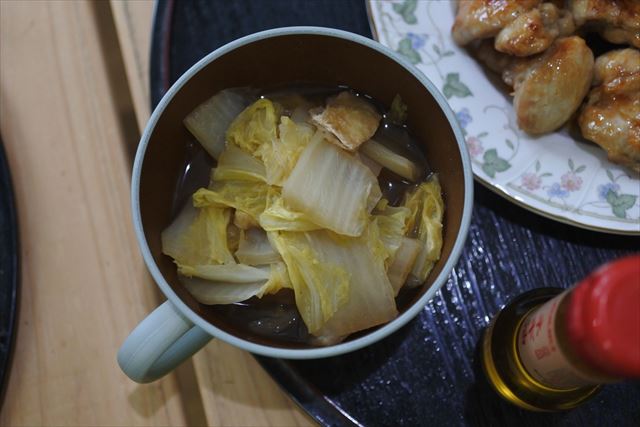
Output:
top-left (127, 360), bottom-right (207, 425)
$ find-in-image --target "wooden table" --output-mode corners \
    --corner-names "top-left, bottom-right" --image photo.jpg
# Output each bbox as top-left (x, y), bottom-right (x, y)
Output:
top-left (0, 1), bottom-right (313, 425)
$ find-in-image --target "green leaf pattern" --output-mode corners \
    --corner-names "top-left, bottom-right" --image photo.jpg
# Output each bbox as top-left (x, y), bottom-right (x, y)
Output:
top-left (481, 149), bottom-right (511, 178)
top-left (606, 190), bottom-right (637, 219)
top-left (396, 38), bottom-right (422, 64)
top-left (392, 0), bottom-right (418, 25)
top-left (443, 73), bottom-right (472, 99)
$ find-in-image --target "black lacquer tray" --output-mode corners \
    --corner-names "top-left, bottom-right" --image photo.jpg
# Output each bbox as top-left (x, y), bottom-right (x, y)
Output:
top-left (150, 1), bottom-right (640, 425)
top-left (0, 136), bottom-right (18, 410)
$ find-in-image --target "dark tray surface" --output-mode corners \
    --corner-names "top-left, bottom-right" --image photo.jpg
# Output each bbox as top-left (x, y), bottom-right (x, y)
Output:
top-left (0, 136), bottom-right (19, 410)
top-left (150, 1), bottom-right (640, 425)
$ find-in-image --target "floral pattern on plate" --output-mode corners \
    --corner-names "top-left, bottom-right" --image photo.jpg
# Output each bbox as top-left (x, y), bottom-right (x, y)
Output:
top-left (368, 0), bottom-right (640, 234)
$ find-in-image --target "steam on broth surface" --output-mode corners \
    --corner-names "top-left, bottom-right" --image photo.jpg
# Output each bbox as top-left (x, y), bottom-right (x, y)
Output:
top-left (165, 84), bottom-right (444, 346)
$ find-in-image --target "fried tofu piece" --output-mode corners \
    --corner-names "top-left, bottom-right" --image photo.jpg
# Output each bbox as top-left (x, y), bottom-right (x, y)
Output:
top-left (310, 91), bottom-right (381, 152)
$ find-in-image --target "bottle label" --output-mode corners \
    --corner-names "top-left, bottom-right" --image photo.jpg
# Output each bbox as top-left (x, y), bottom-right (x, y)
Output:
top-left (516, 291), bottom-right (596, 389)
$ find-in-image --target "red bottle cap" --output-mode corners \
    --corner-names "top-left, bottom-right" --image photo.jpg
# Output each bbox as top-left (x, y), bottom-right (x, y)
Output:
top-left (565, 255), bottom-right (640, 378)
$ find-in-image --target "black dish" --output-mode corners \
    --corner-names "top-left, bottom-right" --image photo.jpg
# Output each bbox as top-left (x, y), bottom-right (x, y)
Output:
top-left (150, 1), bottom-right (640, 425)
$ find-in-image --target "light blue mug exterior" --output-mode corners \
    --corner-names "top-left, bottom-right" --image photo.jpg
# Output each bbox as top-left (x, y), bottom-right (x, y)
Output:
top-left (118, 26), bottom-right (473, 383)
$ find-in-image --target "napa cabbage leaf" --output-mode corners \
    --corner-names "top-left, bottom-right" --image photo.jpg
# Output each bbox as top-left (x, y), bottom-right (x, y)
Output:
top-left (161, 202), bottom-right (235, 266)
top-left (282, 132), bottom-right (381, 236)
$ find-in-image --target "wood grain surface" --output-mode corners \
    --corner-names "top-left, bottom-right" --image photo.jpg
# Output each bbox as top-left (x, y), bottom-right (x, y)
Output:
top-left (0, 1), bottom-right (313, 425)
top-left (110, 0), bottom-right (152, 131)
top-left (0, 1), bottom-right (187, 425)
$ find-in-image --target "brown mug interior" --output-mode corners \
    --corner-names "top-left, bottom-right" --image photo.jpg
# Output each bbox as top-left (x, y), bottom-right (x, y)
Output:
top-left (138, 32), bottom-right (467, 348)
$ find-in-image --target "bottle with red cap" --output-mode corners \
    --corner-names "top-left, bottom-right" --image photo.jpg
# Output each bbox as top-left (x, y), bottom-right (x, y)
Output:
top-left (482, 255), bottom-right (640, 411)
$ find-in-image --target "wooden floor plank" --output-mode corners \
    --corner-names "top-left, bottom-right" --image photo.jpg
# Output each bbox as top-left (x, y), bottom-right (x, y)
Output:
top-left (0, 2), bottom-right (187, 425)
top-left (193, 343), bottom-right (314, 427)
top-left (110, 0), bottom-right (153, 131)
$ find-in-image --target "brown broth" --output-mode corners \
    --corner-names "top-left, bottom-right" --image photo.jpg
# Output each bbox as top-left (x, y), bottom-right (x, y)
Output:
top-left (171, 84), bottom-right (432, 345)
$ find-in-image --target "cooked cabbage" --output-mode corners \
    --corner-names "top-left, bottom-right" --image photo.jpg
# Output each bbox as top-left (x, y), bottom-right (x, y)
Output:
top-left (259, 189), bottom-right (322, 232)
top-left (193, 180), bottom-right (269, 221)
top-left (360, 139), bottom-right (421, 182)
top-left (387, 237), bottom-right (421, 295)
top-left (179, 263), bottom-right (268, 282)
top-left (226, 98), bottom-right (280, 156)
top-left (235, 228), bottom-right (282, 265)
top-left (309, 225), bottom-right (397, 339)
top-left (227, 222), bottom-right (240, 253)
top-left (184, 89), bottom-right (255, 159)
top-left (175, 89), bottom-right (445, 344)
top-left (388, 94), bottom-right (408, 126)
top-left (376, 198), bottom-right (390, 211)
top-left (233, 210), bottom-right (259, 230)
top-left (374, 205), bottom-right (411, 264)
top-left (282, 132), bottom-right (381, 236)
top-left (367, 179), bottom-right (383, 213)
top-left (269, 230), bottom-right (350, 333)
top-left (213, 144), bottom-right (267, 182)
top-left (402, 177), bottom-right (444, 285)
top-left (270, 225), bottom-right (396, 337)
top-left (180, 262), bottom-right (291, 304)
top-left (257, 116), bottom-right (314, 185)
top-left (161, 202), bottom-right (235, 266)
top-left (358, 152), bottom-right (383, 177)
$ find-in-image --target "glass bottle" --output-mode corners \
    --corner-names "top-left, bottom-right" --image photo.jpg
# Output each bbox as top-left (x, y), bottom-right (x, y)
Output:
top-left (482, 255), bottom-right (640, 411)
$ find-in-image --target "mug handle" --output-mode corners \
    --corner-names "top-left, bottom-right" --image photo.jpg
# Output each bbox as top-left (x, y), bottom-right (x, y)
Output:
top-left (117, 300), bottom-right (211, 383)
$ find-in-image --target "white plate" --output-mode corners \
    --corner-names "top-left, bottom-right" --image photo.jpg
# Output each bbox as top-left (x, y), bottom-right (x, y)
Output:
top-left (368, 0), bottom-right (640, 235)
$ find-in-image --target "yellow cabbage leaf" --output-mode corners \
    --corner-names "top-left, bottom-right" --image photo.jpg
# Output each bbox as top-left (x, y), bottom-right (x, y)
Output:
top-left (193, 180), bottom-right (269, 221)
top-left (282, 132), bottom-right (381, 237)
top-left (373, 204), bottom-right (411, 264)
top-left (179, 262), bottom-right (292, 305)
top-left (387, 237), bottom-right (421, 295)
top-left (161, 202), bottom-right (235, 266)
top-left (183, 89), bottom-right (255, 159)
top-left (235, 228), bottom-right (282, 265)
top-left (212, 143), bottom-right (267, 182)
top-left (312, 224), bottom-right (397, 340)
top-left (270, 225), bottom-right (396, 337)
top-left (259, 188), bottom-right (322, 232)
top-left (402, 176), bottom-right (444, 284)
top-left (256, 116), bottom-right (314, 185)
top-left (268, 230), bottom-right (350, 334)
top-left (226, 98), bottom-right (279, 156)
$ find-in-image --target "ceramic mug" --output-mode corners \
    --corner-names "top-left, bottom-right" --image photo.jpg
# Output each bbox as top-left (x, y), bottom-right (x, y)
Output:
top-left (118, 27), bottom-right (473, 383)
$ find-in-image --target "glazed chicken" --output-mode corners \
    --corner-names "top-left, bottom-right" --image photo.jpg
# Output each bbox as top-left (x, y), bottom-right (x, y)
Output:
top-left (579, 48), bottom-right (640, 172)
top-left (454, 1), bottom-right (639, 172)
top-left (453, 1), bottom-right (575, 56)
top-left (502, 37), bottom-right (595, 134)
top-left (474, 36), bottom-right (594, 134)
top-left (494, 3), bottom-right (576, 56)
top-left (452, 0), bottom-right (542, 46)
top-left (570, 0), bottom-right (640, 48)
